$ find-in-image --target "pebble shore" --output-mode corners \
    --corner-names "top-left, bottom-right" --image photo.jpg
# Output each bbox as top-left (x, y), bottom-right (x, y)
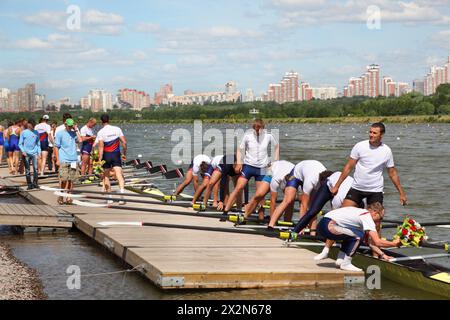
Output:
top-left (0, 242), bottom-right (47, 300)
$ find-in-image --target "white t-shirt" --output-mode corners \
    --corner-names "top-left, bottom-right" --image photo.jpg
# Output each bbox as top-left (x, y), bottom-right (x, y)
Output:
top-left (293, 160), bottom-right (327, 195)
top-left (80, 125), bottom-right (95, 138)
top-left (34, 123), bottom-right (51, 135)
top-left (191, 154), bottom-right (211, 176)
top-left (210, 155), bottom-right (224, 169)
top-left (239, 130), bottom-right (278, 168)
top-left (325, 206), bottom-right (376, 232)
top-left (350, 140), bottom-right (395, 193)
top-left (327, 172), bottom-right (354, 209)
top-left (269, 160), bottom-right (295, 192)
top-left (96, 125), bottom-right (124, 154)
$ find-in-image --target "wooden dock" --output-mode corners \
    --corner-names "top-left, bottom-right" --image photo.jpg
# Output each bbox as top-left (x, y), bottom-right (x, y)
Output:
top-left (0, 167), bottom-right (365, 289)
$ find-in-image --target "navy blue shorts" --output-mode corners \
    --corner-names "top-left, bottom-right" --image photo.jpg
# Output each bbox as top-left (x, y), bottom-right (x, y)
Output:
top-left (103, 152), bottom-right (122, 169)
top-left (285, 169), bottom-right (303, 190)
top-left (40, 140), bottom-right (49, 152)
top-left (317, 217), bottom-right (364, 257)
top-left (240, 164), bottom-right (266, 182)
top-left (81, 143), bottom-right (93, 155)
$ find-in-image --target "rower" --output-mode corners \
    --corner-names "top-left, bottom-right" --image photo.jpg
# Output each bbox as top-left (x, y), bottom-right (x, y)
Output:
top-left (34, 115), bottom-right (52, 176)
top-left (242, 160), bottom-right (295, 222)
top-left (190, 154), bottom-right (238, 210)
top-left (292, 171), bottom-right (354, 234)
top-left (80, 118), bottom-right (97, 177)
top-left (97, 114), bottom-right (127, 205)
top-left (316, 202), bottom-right (401, 271)
top-left (331, 122), bottom-right (407, 208)
top-left (268, 160), bottom-right (327, 229)
top-left (174, 154), bottom-right (211, 196)
top-left (222, 119), bottom-right (279, 217)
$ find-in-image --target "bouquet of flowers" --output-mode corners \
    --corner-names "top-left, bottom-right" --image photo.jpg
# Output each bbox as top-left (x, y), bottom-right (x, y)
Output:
top-left (393, 218), bottom-right (428, 247)
top-left (92, 160), bottom-right (105, 175)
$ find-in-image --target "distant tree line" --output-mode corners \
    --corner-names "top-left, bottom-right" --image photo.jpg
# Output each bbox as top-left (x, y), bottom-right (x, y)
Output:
top-left (1, 84), bottom-right (449, 124)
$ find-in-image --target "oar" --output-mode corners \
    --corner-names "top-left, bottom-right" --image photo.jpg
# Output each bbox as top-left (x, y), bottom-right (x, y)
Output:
top-left (228, 214), bottom-right (295, 227)
top-left (72, 199), bottom-right (236, 218)
top-left (54, 191), bottom-right (201, 208)
top-left (389, 253), bottom-right (449, 263)
top-left (381, 221), bottom-right (450, 229)
top-left (94, 220), bottom-right (317, 240)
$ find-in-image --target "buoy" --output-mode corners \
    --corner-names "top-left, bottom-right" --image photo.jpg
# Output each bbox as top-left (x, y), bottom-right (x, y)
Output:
top-left (397, 137), bottom-right (400, 140)
top-left (138, 154), bottom-right (143, 158)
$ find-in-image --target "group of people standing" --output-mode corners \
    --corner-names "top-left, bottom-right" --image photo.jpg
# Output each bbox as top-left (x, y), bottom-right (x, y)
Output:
top-left (174, 119), bottom-right (407, 271)
top-left (0, 114), bottom-right (127, 205)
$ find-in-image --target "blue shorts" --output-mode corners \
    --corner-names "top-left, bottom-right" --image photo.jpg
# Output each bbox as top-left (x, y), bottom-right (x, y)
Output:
top-left (40, 140), bottom-right (49, 152)
top-left (8, 141), bottom-right (20, 152)
top-left (81, 143), bottom-right (93, 155)
top-left (240, 164), bottom-right (266, 182)
top-left (285, 169), bottom-right (303, 190)
top-left (103, 152), bottom-right (122, 169)
top-left (4, 141), bottom-right (9, 152)
top-left (262, 175), bottom-right (272, 184)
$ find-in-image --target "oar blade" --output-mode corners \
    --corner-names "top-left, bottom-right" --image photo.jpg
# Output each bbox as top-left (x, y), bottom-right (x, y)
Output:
top-left (164, 168), bottom-right (184, 180)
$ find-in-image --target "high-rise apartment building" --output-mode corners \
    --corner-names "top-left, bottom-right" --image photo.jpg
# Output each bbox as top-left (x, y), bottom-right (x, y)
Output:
top-left (118, 88), bottom-right (151, 110)
top-left (413, 79), bottom-right (425, 95)
top-left (423, 56), bottom-right (450, 95)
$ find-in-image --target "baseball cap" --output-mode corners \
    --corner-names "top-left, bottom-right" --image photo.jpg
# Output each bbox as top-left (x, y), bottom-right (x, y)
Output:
top-left (43, 115), bottom-right (50, 120)
top-left (65, 118), bottom-right (74, 126)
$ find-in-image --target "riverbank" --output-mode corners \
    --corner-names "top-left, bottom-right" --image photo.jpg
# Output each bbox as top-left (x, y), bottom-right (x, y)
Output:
top-left (110, 114), bottom-right (450, 125)
top-left (0, 241), bottom-right (47, 300)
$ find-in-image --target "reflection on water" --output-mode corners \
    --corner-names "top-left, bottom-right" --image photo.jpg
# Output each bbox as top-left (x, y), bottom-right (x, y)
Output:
top-left (1, 123), bottom-right (449, 300)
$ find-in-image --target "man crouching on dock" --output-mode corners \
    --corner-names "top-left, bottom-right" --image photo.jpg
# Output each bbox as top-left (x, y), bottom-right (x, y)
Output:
top-left (316, 202), bottom-right (401, 271)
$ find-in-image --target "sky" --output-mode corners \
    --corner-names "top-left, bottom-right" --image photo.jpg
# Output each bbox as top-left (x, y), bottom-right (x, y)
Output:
top-left (0, 0), bottom-right (450, 102)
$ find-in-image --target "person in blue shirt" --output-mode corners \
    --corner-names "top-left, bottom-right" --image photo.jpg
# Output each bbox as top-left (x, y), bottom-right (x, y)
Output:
top-left (18, 119), bottom-right (41, 190)
top-left (55, 118), bottom-right (81, 205)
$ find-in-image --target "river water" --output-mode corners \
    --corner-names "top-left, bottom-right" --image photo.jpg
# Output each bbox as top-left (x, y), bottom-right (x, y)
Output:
top-left (1, 123), bottom-right (449, 299)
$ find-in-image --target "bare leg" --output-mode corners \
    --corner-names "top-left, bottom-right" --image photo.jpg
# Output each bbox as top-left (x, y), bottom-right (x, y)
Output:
top-left (223, 177), bottom-right (248, 212)
top-left (81, 154), bottom-right (90, 176)
top-left (244, 182), bottom-right (270, 218)
top-left (174, 170), bottom-right (194, 195)
top-left (113, 166), bottom-right (125, 190)
top-left (40, 151), bottom-right (48, 175)
top-left (268, 187), bottom-right (297, 227)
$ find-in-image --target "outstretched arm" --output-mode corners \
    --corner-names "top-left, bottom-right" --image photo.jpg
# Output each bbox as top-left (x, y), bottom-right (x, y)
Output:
top-left (387, 167), bottom-right (407, 205)
top-left (330, 158), bottom-right (357, 195)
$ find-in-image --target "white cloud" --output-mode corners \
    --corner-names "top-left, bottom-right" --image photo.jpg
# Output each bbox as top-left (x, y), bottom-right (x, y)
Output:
top-left (135, 23), bottom-right (161, 33)
top-left (42, 78), bottom-right (99, 90)
top-left (431, 29), bottom-right (450, 49)
top-left (178, 54), bottom-right (218, 66)
top-left (23, 9), bottom-right (125, 35)
top-left (268, 0), bottom-right (450, 28)
top-left (10, 33), bottom-right (85, 51)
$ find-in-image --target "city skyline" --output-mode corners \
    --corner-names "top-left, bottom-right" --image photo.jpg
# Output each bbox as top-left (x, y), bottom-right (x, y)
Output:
top-left (1, 1), bottom-right (450, 102)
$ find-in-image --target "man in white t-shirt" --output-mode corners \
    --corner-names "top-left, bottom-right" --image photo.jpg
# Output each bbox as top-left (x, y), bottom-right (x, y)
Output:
top-left (97, 114), bottom-right (127, 204)
top-left (34, 115), bottom-right (53, 176)
top-left (222, 119), bottom-right (279, 217)
top-left (316, 202), bottom-right (401, 271)
top-left (331, 122), bottom-right (407, 208)
top-left (79, 118), bottom-right (97, 176)
top-left (174, 154), bottom-right (211, 196)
